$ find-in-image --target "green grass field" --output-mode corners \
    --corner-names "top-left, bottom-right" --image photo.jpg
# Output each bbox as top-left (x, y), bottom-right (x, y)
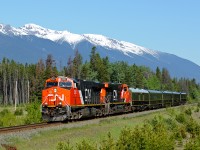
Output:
top-left (1, 110), bottom-right (164, 150)
top-left (1, 104), bottom-right (200, 150)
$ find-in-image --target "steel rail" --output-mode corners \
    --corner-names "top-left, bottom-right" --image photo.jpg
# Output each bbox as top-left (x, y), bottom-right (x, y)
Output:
top-left (0, 122), bottom-right (62, 134)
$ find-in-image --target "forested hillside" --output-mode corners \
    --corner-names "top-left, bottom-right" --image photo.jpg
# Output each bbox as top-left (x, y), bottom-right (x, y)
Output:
top-left (0, 47), bottom-right (200, 105)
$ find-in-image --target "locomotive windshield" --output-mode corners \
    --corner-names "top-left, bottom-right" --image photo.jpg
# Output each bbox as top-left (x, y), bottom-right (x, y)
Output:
top-left (59, 82), bottom-right (72, 87)
top-left (46, 82), bottom-right (58, 87)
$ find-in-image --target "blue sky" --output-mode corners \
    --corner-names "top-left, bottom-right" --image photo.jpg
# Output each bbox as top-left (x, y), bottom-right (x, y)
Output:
top-left (1, 0), bottom-right (200, 66)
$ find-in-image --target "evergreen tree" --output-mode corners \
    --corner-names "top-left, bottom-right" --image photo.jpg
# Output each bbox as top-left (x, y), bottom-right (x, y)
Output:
top-left (72, 49), bottom-right (82, 78)
top-left (45, 54), bottom-right (57, 78)
top-left (80, 61), bottom-right (90, 80)
top-left (65, 56), bottom-right (73, 77)
top-left (161, 68), bottom-right (172, 90)
top-left (156, 67), bottom-right (162, 82)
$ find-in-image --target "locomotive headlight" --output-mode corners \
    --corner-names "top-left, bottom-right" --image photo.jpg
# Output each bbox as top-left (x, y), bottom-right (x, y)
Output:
top-left (54, 88), bottom-right (57, 93)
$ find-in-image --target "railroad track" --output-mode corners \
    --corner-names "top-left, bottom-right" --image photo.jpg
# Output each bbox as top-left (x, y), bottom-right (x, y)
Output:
top-left (0, 122), bottom-right (62, 134)
top-left (0, 103), bottom-right (196, 135)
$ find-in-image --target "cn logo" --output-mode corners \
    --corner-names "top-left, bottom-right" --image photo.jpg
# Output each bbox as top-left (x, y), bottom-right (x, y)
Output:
top-left (85, 89), bottom-right (91, 102)
top-left (48, 94), bottom-right (65, 101)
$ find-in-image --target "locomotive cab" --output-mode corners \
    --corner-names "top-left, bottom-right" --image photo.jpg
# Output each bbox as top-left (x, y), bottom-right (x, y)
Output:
top-left (45, 77), bottom-right (73, 89)
top-left (42, 76), bottom-right (79, 121)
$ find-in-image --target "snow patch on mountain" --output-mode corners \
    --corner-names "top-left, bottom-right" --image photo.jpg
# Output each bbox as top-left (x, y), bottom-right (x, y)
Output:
top-left (83, 34), bottom-right (159, 57)
top-left (1, 23), bottom-right (200, 82)
top-left (21, 24), bottom-right (84, 45)
top-left (0, 23), bottom-right (84, 45)
top-left (0, 23), bottom-right (159, 57)
top-left (0, 24), bottom-right (27, 35)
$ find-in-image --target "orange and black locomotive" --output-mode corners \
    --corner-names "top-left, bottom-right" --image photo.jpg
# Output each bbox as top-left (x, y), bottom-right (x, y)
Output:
top-left (42, 76), bottom-right (131, 121)
top-left (42, 76), bottom-right (187, 122)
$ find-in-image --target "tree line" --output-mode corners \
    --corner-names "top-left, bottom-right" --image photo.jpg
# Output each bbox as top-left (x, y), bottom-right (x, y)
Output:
top-left (0, 47), bottom-right (200, 105)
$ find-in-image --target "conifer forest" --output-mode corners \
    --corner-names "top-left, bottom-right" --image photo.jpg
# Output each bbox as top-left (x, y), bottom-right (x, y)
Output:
top-left (0, 47), bottom-right (200, 106)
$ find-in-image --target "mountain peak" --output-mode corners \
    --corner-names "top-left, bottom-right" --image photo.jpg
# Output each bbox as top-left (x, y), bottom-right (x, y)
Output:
top-left (0, 23), bottom-right (200, 82)
top-left (21, 23), bottom-right (55, 37)
top-left (20, 24), bottom-right (84, 45)
top-left (23, 23), bottom-right (44, 30)
top-left (83, 34), bottom-right (158, 56)
top-left (1, 23), bottom-right (158, 57)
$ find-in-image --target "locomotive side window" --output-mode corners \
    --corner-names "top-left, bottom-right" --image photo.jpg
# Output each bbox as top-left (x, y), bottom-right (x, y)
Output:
top-left (46, 82), bottom-right (58, 87)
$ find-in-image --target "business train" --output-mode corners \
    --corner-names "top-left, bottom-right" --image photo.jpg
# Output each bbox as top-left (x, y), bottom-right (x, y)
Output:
top-left (42, 76), bottom-right (187, 121)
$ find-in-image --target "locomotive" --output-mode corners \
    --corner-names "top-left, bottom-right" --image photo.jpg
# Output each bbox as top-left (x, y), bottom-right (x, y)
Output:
top-left (42, 76), bottom-right (187, 121)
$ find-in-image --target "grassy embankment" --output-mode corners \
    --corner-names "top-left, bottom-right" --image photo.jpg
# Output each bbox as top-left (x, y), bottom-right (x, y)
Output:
top-left (1, 103), bottom-right (200, 150)
top-left (0, 102), bottom-right (41, 127)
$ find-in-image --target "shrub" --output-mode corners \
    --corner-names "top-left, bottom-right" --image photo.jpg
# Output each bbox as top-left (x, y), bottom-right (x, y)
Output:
top-left (185, 118), bottom-right (200, 138)
top-left (0, 109), bottom-right (9, 116)
top-left (164, 117), bottom-right (177, 131)
top-left (179, 125), bottom-right (187, 139)
top-left (24, 101), bottom-right (42, 124)
top-left (194, 106), bottom-right (199, 112)
top-left (0, 109), bottom-right (17, 127)
top-left (115, 127), bottom-right (133, 150)
top-left (115, 123), bottom-right (175, 150)
top-left (56, 141), bottom-right (73, 150)
top-left (185, 107), bottom-right (192, 116)
top-left (14, 108), bottom-right (23, 116)
top-left (76, 140), bottom-right (97, 150)
top-left (175, 113), bottom-right (187, 124)
top-left (100, 132), bottom-right (115, 150)
top-left (184, 137), bottom-right (200, 150)
top-left (166, 107), bottom-right (176, 117)
top-left (198, 102), bottom-right (200, 108)
top-left (0, 120), bottom-right (3, 127)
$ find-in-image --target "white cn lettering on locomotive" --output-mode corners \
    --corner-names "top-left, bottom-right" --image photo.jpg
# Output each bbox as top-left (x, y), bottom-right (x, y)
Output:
top-left (113, 90), bottom-right (117, 101)
top-left (85, 89), bottom-right (91, 102)
top-left (48, 94), bottom-right (65, 101)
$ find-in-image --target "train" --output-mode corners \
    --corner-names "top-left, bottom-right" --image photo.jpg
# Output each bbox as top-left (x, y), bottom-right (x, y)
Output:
top-left (41, 76), bottom-right (187, 121)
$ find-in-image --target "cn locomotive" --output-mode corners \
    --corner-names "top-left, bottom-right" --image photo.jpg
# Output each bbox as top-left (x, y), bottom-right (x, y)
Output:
top-left (42, 76), bottom-right (187, 121)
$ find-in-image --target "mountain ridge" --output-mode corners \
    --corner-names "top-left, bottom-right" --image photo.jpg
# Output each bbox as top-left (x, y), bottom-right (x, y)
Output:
top-left (0, 23), bottom-right (159, 56)
top-left (0, 23), bottom-right (200, 82)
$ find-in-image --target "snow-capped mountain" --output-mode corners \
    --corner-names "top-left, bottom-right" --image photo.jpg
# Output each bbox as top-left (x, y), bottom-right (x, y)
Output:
top-left (0, 23), bottom-right (84, 45)
top-left (0, 23), bottom-right (200, 82)
top-left (0, 23), bottom-right (158, 56)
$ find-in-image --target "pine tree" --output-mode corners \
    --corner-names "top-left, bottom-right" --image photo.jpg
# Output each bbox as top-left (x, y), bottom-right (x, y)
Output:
top-left (161, 68), bottom-right (172, 90)
top-left (72, 49), bottom-right (82, 78)
top-left (156, 67), bottom-right (162, 82)
top-left (65, 56), bottom-right (73, 77)
top-left (45, 54), bottom-right (56, 79)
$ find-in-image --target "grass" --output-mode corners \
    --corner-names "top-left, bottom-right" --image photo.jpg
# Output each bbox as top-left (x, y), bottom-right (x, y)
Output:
top-left (4, 110), bottom-right (167, 150)
top-left (1, 104), bottom-right (200, 150)
top-left (0, 106), bottom-right (26, 127)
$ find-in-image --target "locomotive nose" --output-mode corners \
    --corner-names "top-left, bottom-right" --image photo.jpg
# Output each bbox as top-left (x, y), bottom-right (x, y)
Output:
top-left (42, 88), bottom-right (63, 107)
